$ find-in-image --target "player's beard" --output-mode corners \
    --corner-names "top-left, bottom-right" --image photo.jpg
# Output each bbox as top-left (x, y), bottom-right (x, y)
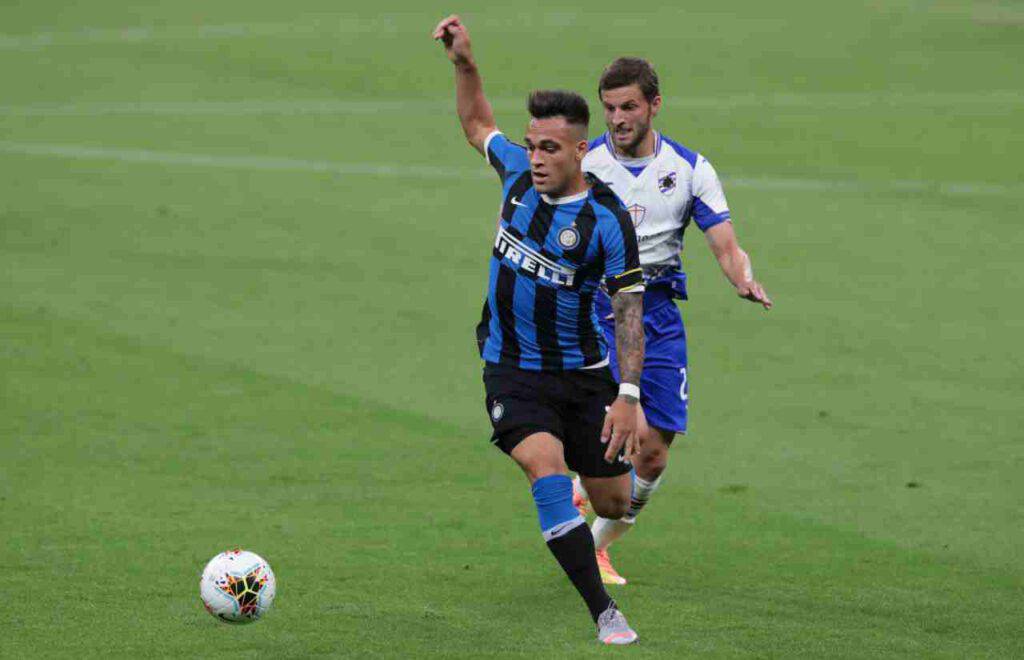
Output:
top-left (613, 112), bottom-right (653, 157)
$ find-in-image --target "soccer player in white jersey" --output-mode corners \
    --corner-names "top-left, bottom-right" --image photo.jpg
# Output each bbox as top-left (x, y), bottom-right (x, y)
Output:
top-left (574, 57), bottom-right (773, 585)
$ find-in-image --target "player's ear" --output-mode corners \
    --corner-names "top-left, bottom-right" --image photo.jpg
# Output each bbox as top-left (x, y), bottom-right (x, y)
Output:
top-left (649, 94), bottom-right (662, 118)
top-left (575, 137), bottom-right (588, 162)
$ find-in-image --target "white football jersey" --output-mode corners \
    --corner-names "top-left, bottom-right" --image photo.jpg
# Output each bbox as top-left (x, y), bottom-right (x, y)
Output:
top-left (583, 132), bottom-right (731, 280)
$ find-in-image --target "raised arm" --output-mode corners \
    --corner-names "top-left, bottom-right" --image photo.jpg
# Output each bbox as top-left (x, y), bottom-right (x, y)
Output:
top-left (705, 222), bottom-right (773, 309)
top-left (432, 15), bottom-right (497, 155)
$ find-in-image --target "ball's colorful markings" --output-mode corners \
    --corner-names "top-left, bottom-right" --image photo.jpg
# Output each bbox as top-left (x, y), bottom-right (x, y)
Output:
top-left (216, 565), bottom-right (270, 619)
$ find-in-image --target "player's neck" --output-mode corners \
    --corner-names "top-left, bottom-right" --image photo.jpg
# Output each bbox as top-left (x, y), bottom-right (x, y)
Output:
top-left (614, 129), bottom-right (657, 160)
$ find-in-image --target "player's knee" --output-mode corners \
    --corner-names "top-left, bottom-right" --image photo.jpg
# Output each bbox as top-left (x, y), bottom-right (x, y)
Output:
top-left (592, 493), bottom-right (630, 520)
top-left (510, 433), bottom-right (567, 482)
top-left (517, 454), bottom-right (567, 483)
top-left (524, 463), bottom-right (565, 482)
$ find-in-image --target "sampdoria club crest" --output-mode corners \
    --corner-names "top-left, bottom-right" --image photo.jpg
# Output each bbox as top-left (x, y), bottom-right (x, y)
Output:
top-left (658, 171), bottom-right (677, 195)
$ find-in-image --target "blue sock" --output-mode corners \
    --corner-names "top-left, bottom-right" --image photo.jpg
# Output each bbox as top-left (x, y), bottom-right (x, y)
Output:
top-left (531, 474), bottom-right (612, 622)
top-left (531, 475), bottom-right (585, 540)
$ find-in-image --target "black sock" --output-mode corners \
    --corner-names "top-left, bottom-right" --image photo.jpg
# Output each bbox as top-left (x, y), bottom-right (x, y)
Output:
top-left (545, 523), bottom-right (614, 622)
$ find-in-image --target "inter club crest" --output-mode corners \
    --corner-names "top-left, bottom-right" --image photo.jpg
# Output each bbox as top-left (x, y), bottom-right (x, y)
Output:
top-left (557, 226), bottom-right (580, 249)
top-left (627, 203), bottom-right (647, 228)
top-left (658, 170), bottom-right (677, 195)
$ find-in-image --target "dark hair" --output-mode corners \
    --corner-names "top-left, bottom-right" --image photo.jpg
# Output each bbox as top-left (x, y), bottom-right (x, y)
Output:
top-left (598, 57), bottom-right (660, 102)
top-left (527, 89), bottom-right (590, 128)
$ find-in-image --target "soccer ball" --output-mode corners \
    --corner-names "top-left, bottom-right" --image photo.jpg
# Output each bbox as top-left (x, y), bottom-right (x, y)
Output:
top-left (200, 549), bottom-right (276, 624)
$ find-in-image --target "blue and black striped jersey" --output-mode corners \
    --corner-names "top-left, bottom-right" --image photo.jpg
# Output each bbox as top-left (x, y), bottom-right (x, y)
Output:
top-left (476, 131), bottom-right (644, 371)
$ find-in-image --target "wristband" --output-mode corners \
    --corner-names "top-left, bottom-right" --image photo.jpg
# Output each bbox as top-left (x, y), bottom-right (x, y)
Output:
top-left (618, 383), bottom-right (640, 400)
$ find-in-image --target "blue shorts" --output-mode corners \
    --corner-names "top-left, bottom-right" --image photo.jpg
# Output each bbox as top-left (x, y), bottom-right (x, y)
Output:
top-left (596, 288), bottom-right (688, 434)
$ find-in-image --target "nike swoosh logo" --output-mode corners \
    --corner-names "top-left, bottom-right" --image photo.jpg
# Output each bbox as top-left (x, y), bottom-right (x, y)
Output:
top-left (511, 196), bottom-right (527, 207)
top-left (549, 521), bottom-right (574, 535)
top-left (547, 519), bottom-right (580, 537)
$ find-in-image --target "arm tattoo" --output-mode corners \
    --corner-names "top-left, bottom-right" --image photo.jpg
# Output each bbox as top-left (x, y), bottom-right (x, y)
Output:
top-left (612, 291), bottom-right (645, 399)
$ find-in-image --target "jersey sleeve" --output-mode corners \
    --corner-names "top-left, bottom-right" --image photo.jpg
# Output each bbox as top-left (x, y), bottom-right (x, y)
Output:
top-left (484, 130), bottom-right (529, 183)
top-left (690, 156), bottom-right (731, 231)
top-left (598, 206), bottom-right (645, 296)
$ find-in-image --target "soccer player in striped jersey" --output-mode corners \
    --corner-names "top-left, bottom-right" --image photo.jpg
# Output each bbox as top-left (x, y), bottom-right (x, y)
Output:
top-left (573, 57), bottom-right (773, 585)
top-left (433, 15), bottom-right (645, 645)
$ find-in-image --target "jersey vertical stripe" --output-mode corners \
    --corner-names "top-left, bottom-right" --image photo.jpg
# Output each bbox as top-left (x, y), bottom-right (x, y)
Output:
top-left (501, 172), bottom-right (533, 222)
top-left (476, 299), bottom-right (491, 356)
top-left (494, 264), bottom-right (520, 364)
top-left (561, 202), bottom-right (597, 265)
top-left (568, 202), bottom-right (605, 366)
top-left (576, 287), bottom-right (603, 365)
top-left (591, 187), bottom-right (642, 281)
top-left (525, 200), bottom-right (556, 247)
top-left (533, 283), bottom-right (561, 369)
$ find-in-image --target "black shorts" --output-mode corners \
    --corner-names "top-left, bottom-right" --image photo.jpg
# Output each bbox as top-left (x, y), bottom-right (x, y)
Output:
top-left (482, 362), bottom-right (631, 478)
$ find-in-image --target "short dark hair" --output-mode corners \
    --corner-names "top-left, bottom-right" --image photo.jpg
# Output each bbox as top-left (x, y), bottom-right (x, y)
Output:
top-left (598, 57), bottom-right (660, 102)
top-left (527, 89), bottom-right (590, 128)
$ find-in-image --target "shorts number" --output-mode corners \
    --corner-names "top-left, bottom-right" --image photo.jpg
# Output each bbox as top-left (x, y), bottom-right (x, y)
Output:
top-left (679, 367), bottom-right (688, 402)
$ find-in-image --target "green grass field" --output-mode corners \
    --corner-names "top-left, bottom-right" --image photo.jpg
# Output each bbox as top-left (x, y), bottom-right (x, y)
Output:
top-left (2, 0), bottom-right (1023, 656)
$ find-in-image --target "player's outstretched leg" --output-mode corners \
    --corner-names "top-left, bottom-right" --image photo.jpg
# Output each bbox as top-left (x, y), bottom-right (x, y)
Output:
top-left (532, 475), bottom-right (614, 619)
top-left (513, 433), bottom-right (637, 643)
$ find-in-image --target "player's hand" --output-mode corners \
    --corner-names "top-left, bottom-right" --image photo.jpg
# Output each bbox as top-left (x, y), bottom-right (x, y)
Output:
top-left (431, 15), bottom-right (474, 66)
top-left (601, 396), bottom-right (641, 464)
top-left (737, 279), bottom-right (773, 310)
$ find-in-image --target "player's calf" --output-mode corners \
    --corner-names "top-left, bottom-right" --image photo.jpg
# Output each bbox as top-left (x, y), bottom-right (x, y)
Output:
top-left (622, 426), bottom-right (673, 519)
top-left (633, 428), bottom-right (670, 481)
top-left (591, 492), bottom-right (629, 520)
top-left (580, 472), bottom-right (632, 520)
